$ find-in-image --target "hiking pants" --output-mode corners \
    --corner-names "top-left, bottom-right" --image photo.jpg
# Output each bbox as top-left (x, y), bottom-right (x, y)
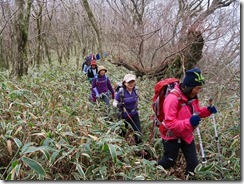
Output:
top-left (121, 113), bottom-right (142, 145)
top-left (158, 139), bottom-right (199, 174)
top-left (100, 93), bottom-right (110, 106)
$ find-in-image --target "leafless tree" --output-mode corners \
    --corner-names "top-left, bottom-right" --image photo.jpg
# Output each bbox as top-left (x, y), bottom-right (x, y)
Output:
top-left (0, 0), bottom-right (239, 83)
top-left (82, 0), bottom-right (104, 61)
top-left (103, 0), bottom-right (238, 81)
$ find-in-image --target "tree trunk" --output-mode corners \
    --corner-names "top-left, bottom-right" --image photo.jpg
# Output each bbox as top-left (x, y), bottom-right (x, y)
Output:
top-left (107, 0), bottom-right (236, 82)
top-left (82, 0), bottom-right (103, 61)
top-left (32, 1), bottom-right (44, 69)
top-left (13, 0), bottom-right (32, 78)
top-left (147, 29), bottom-right (204, 81)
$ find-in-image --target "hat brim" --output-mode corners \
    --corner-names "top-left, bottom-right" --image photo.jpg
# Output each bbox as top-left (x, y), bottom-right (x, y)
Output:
top-left (99, 69), bottom-right (107, 73)
top-left (124, 77), bottom-right (136, 83)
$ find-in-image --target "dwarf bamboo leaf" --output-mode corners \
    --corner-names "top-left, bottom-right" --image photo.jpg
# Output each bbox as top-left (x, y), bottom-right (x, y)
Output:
top-left (61, 131), bottom-right (77, 137)
top-left (50, 151), bottom-right (60, 165)
top-left (133, 175), bottom-right (145, 180)
top-left (20, 142), bottom-right (35, 154)
top-left (15, 164), bottom-right (21, 177)
top-left (76, 163), bottom-right (86, 180)
top-left (107, 144), bottom-right (117, 163)
top-left (20, 145), bottom-right (56, 155)
top-left (21, 157), bottom-right (46, 176)
top-left (6, 173), bottom-right (13, 180)
top-left (13, 138), bottom-right (23, 148)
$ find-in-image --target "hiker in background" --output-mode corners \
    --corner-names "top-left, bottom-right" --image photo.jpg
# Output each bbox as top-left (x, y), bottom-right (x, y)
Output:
top-left (103, 52), bottom-right (109, 58)
top-left (82, 56), bottom-right (91, 75)
top-left (113, 74), bottom-right (142, 145)
top-left (96, 53), bottom-right (101, 60)
top-left (82, 54), bottom-right (95, 75)
top-left (91, 65), bottom-right (115, 105)
top-left (87, 60), bottom-right (98, 84)
top-left (157, 68), bottom-right (218, 176)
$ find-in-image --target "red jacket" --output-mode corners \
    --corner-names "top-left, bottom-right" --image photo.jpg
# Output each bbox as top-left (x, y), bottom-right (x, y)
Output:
top-left (160, 84), bottom-right (211, 144)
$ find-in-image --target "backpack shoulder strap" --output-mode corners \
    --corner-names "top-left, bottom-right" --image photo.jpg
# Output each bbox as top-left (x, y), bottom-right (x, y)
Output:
top-left (170, 88), bottom-right (181, 99)
top-left (118, 86), bottom-right (125, 103)
top-left (134, 86), bottom-right (138, 96)
top-left (94, 75), bottom-right (98, 81)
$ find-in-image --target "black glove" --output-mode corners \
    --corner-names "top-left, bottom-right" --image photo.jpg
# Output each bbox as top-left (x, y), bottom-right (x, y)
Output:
top-left (117, 102), bottom-right (124, 108)
top-left (190, 115), bottom-right (201, 127)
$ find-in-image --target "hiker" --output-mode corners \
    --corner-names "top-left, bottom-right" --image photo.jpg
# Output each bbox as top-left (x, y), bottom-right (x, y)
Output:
top-left (87, 60), bottom-right (98, 84)
top-left (91, 65), bottom-right (115, 105)
top-left (82, 56), bottom-right (91, 75)
top-left (82, 54), bottom-right (95, 75)
top-left (157, 68), bottom-right (218, 175)
top-left (96, 53), bottom-right (101, 60)
top-left (112, 74), bottom-right (142, 145)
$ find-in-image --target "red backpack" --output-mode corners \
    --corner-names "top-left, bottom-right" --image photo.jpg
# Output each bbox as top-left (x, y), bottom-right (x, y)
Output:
top-left (152, 78), bottom-right (180, 122)
top-left (150, 78), bottom-right (181, 142)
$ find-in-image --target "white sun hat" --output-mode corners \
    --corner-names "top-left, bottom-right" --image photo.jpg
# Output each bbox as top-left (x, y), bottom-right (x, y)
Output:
top-left (123, 74), bottom-right (136, 83)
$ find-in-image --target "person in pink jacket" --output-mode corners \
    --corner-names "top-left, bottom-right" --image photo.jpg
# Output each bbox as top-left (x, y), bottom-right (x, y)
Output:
top-left (157, 68), bottom-right (217, 176)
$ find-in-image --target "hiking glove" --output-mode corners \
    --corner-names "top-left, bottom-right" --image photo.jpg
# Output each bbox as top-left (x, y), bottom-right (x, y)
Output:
top-left (190, 115), bottom-right (201, 127)
top-left (92, 97), bottom-right (96, 102)
top-left (117, 102), bottom-right (124, 108)
top-left (207, 106), bottom-right (217, 114)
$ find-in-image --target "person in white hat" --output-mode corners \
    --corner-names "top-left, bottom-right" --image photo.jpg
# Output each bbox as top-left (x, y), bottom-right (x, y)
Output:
top-left (113, 74), bottom-right (142, 145)
top-left (91, 65), bottom-right (114, 105)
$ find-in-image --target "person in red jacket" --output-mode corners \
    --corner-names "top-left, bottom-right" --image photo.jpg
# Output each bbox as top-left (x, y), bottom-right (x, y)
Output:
top-left (157, 68), bottom-right (217, 176)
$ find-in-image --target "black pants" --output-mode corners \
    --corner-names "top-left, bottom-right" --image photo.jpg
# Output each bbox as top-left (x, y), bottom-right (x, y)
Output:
top-left (120, 113), bottom-right (142, 145)
top-left (158, 139), bottom-right (199, 174)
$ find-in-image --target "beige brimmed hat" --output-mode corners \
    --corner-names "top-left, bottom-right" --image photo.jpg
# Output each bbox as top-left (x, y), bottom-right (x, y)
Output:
top-left (123, 74), bottom-right (136, 83)
top-left (98, 65), bottom-right (107, 73)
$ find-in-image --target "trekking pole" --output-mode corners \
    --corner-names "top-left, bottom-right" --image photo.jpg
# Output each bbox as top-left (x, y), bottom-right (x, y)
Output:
top-left (123, 107), bottom-right (141, 136)
top-left (149, 116), bottom-right (156, 144)
top-left (208, 98), bottom-right (220, 144)
top-left (208, 98), bottom-right (224, 178)
top-left (196, 127), bottom-right (207, 164)
top-left (194, 112), bottom-right (207, 164)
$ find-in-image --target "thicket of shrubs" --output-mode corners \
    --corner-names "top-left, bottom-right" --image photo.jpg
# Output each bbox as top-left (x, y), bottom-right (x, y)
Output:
top-left (0, 61), bottom-right (240, 180)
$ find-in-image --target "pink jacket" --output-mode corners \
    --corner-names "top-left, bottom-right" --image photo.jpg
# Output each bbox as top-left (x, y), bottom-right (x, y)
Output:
top-left (160, 84), bottom-right (211, 144)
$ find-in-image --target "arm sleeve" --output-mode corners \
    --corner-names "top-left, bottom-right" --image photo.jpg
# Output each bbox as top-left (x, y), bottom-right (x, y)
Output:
top-left (83, 65), bottom-right (87, 74)
top-left (107, 78), bottom-right (115, 97)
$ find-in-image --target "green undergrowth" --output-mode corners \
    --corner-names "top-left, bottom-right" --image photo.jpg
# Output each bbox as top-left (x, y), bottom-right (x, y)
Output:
top-left (0, 61), bottom-right (240, 180)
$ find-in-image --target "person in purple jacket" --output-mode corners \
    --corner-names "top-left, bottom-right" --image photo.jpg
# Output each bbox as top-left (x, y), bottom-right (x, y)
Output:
top-left (91, 65), bottom-right (115, 105)
top-left (113, 74), bottom-right (142, 145)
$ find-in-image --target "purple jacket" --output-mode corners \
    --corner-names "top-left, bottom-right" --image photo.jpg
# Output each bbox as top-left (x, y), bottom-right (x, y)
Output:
top-left (92, 75), bottom-right (114, 98)
top-left (115, 87), bottom-right (138, 119)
